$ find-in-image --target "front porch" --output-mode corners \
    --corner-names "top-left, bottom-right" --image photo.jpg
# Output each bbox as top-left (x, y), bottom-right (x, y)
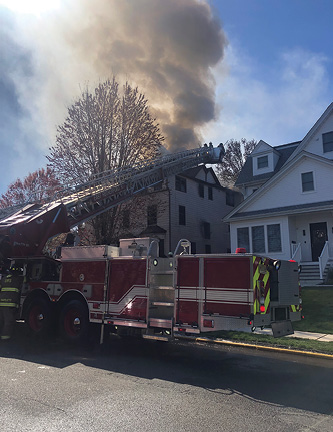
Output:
top-left (292, 241), bottom-right (333, 286)
top-left (288, 212), bottom-right (333, 285)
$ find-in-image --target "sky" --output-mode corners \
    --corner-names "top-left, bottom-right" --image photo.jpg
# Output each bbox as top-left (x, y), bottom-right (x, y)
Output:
top-left (0, 0), bottom-right (332, 196)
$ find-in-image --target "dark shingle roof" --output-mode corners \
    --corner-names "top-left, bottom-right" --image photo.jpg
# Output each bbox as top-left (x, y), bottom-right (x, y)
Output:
top-left (180, 165), bottom-right (226, 190)
top-left (235, 141), bottom-right (301, 186)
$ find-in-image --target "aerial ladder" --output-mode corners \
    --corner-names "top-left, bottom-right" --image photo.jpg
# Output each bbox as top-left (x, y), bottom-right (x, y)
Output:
top-left (0, 144), bottom-right (224, 262)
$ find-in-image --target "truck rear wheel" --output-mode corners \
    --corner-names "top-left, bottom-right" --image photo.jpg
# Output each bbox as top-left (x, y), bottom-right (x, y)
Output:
top-left (25, 298), bottom-right (53, 338)
top-left (59, 300), bottom-right (89, 343)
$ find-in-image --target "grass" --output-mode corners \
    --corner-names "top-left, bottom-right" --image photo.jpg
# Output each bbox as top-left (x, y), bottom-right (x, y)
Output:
top-left (203, 330), bottom-right (333, 355)
top-left (293, 286), bottom-right (333, 334)
top-left (202, 286), bottom-right (333, 355)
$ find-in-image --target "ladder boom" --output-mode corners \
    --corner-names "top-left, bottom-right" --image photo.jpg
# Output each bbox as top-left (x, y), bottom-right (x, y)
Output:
top-left (0, 144), bottom-right (224, 259)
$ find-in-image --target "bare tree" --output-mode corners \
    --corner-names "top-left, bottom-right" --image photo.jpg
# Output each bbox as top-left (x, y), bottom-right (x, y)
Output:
top-left (216, 138), bottom-right (257, 187)
top-left (47, 77), bottom-right (164, 244)
top-left (0, 167), bottom-right (61, 208)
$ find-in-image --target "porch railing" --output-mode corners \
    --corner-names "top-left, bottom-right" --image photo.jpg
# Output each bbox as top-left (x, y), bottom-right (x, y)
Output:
top-left (318, 241), bottom-right (329, 280)
top-left (291, 242), bottom-right (302, 263)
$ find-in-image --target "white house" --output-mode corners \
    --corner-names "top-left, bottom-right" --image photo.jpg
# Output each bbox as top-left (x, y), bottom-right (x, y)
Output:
top-left (224, 103), bottom-right (333, 282)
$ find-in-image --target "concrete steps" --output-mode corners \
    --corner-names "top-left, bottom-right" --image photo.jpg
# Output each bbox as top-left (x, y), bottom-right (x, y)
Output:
top-left (323, 259), bottom-right (333, 283)
top-left (299, 262), bottom-right (321, 286)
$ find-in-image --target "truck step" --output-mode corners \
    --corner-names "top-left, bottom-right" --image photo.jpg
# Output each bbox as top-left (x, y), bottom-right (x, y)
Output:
top-left (149, 318), bottom-right (173, 328)
top-left (142, 334), bottom-right (170, 342)
top-left (151, 301), bottom-right (174, 307)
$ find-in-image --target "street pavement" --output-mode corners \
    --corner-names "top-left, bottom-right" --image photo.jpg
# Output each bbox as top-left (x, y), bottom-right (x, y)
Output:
top-left (1, 335), bottom-right (332, 432)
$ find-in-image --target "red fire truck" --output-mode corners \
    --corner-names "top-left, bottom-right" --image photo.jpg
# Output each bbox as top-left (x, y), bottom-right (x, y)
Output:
top-left (14, 237), bottom-right (302, 343)
top-left (0, 145), bottom-right (302, 343)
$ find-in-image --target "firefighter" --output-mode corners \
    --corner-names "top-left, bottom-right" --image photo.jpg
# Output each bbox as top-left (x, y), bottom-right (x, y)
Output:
top-left (0, 265), bottom-right (23, 341)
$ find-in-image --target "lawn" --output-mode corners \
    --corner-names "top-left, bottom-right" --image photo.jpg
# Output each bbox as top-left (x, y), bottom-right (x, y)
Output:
top-left (293, 286), bottom-right (333, 334)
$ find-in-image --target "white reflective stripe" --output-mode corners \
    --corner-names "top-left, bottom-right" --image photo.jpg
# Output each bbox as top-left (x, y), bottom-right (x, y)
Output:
top-left (178, 298), bottom-right (250, 305)
top-left (176, 287), bottom-right (252, 303)
top-left (206, 291), bottom-right (250, 302)
top-left (108, 285), bottom-right (147, 313)
top-left (176, 289), bottom-right (197, 299)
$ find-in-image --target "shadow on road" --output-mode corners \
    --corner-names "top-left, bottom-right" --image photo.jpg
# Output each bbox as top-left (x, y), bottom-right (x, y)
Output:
top-left (1, 323), bottom-right (332, 416)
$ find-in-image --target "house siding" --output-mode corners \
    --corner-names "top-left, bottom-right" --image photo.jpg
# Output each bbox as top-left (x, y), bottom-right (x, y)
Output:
top-left (237, 157), bottom-right (333, 213)
top-left (169, 175), bottom-right (234, 254)
top-left (127, 167), bottom-right (240, 255)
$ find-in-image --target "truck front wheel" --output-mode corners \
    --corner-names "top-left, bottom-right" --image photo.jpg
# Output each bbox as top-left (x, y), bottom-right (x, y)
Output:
top-left (59, 300), bottom-right (89, 343)
top-left (25, 298), bottom-right (53, 338)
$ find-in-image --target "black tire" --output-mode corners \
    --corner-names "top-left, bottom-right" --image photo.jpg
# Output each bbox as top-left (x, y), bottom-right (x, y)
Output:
top-left (58, 300), bottom-right (89, 343)
top-left (25, 298), bottom-right (54, 338)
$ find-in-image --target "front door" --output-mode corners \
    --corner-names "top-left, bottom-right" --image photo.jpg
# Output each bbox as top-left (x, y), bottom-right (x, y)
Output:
top-left (310, 222), bottom-right (328, 262)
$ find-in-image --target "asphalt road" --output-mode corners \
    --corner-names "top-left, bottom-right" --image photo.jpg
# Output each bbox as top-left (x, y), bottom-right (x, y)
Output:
top-left (0, 329), bottom-right (332, 432)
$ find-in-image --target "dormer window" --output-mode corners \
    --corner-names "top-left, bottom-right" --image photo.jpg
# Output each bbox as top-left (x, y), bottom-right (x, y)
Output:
top-left (257, 155), bottom-right (268, 169)
top-left (323, 131), bottom-right (333, 153)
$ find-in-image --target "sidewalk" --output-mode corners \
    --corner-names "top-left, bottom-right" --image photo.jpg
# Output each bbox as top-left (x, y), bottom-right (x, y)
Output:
top-left (253, 327), bottom-right (333, 342)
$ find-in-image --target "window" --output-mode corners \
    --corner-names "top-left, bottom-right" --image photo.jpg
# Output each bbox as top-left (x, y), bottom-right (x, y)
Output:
top-left (267, 224), bottom-right (282, 253)
top-left (198, 183), bottom-right (204, 198)
top-left (252, 225), bottom-right (265, 253)
top-left (205, 244), bottom-right (211, 254)
top-left (323, 131), bottom-right (333, 153)
top-left (179, 205), bottom-right (186, 225)
top-left (257, 155), bottom-right (268, 169)
top-left (159, 239), bottom-right (165, 257)
top-left (301, 171), bottom-right (314, 192)
top-left (122, 209), bottom-right (130, 229)
top-left (238, 224), bottom-right (282, 254)
top-left (208, 186), bottom-right (213, 200)
top-left (147, 205), bottom-right (157, 226)
top-left (226, 190), bottom-right (235, 206)
top-left (237, 227), bottom-right (249, 251)
top-left (203, 222), bottom-right (211, 239)
top-left (175, 176), bottom-right (187, 192)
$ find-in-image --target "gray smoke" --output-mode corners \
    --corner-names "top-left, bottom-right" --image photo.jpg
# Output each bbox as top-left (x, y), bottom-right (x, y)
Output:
top-left (2, 0), bottom-right (227, 161)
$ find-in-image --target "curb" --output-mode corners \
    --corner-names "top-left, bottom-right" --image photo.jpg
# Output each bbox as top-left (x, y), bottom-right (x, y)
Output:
top-left (190, 337), bottom-right (333, 360)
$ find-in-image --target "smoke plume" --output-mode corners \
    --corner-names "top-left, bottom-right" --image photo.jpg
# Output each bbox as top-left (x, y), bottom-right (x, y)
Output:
top-left (1, 0), bottom-right (227, 180)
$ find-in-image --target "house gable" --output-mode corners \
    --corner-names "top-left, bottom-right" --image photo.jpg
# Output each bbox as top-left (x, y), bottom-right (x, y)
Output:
top-left (252, 140), bottom-right (272, 155)
top-left (226, 152), bottom-right (333, 220)
top-left (286, 102), bottom-right (333, 162)
top-left (181, 165), bottom-right (221, 187)
top-left (235, 141), bottom-right (300, 197)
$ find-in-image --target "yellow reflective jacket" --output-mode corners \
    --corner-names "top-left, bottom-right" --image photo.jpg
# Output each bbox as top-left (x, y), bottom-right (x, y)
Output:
top-left (0, 274), bottom-right (23, 308)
